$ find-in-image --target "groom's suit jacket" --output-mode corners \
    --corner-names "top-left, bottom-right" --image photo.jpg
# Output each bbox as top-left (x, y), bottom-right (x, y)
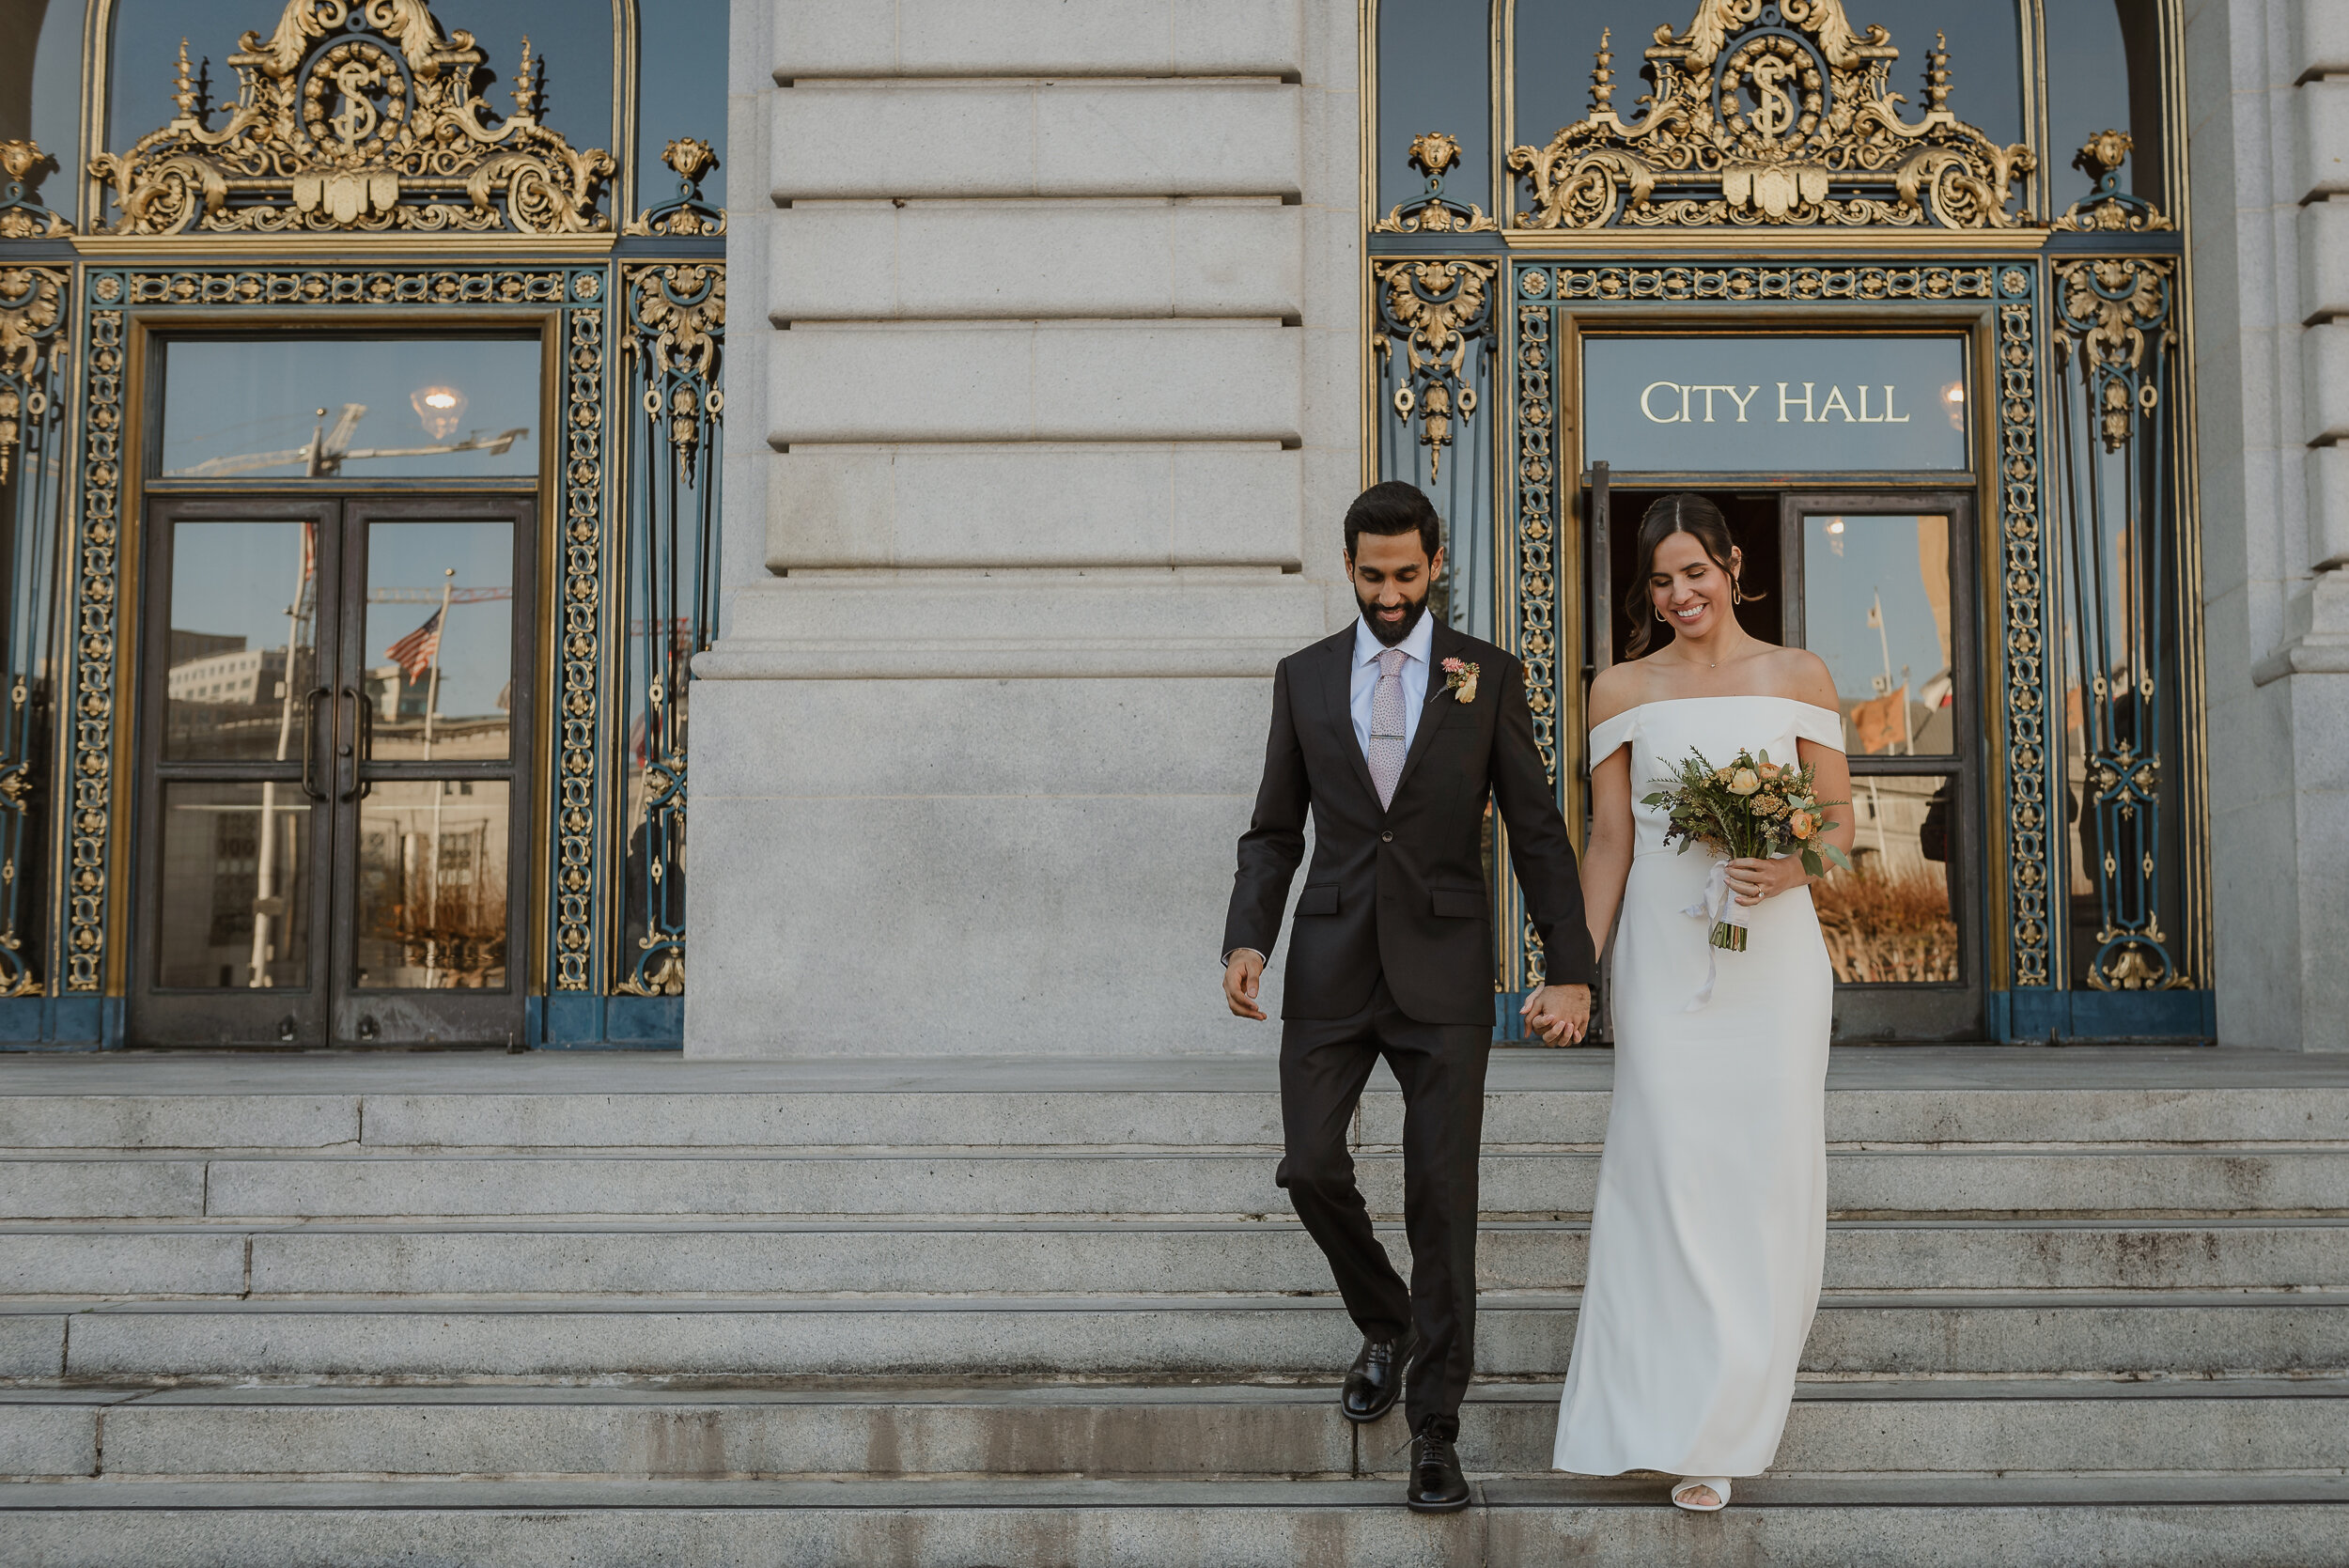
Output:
top-left (1223, 619), bottom-right (1597, 1025)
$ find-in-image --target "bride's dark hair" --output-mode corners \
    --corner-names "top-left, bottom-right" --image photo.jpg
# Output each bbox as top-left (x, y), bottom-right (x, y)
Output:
top-left (1621, 492), bottom-right (1762, 658)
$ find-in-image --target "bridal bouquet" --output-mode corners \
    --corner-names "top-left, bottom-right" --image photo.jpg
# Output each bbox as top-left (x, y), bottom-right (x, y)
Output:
top-left (1643, 748), bottom-right (1851, 952)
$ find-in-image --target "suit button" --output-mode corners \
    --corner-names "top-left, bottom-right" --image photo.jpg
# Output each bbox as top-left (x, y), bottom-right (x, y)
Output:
top-left (1380, 831), bottom-right (1394, 842)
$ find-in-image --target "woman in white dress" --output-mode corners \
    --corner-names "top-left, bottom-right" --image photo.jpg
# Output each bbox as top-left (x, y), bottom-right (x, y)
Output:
top-left (1545, 493), bottom-right (1858, 1512)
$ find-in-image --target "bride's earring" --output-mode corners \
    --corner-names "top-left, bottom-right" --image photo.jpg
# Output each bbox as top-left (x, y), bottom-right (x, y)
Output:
top-left (1731, 578), bottom-right (1746, 605)
top-left (1656, 608), bottom-right (1670, 624)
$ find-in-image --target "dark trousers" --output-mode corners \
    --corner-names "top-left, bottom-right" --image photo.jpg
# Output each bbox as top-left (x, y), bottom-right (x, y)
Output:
top-left (1277, 975), bottom-right (1491, 1439)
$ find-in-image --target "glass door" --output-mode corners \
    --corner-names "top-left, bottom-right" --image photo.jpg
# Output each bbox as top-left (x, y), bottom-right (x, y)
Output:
top-left (1781, 492), bottom-right (1983, 1041)
top-left (132, 494), bottom-right (534, 1046)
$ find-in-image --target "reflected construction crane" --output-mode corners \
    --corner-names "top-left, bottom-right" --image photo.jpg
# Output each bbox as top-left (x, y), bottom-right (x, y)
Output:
top-left (170, 404), bottom-right (527, 479)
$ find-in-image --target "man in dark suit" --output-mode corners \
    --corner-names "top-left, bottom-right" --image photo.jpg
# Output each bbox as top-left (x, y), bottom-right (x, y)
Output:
top-left (1221, 481), bottom-right (1595, 1512)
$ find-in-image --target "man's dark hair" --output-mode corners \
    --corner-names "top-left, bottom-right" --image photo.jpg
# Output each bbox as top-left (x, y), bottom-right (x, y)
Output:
top-left (1344, 481), bottom-right (1442, 563)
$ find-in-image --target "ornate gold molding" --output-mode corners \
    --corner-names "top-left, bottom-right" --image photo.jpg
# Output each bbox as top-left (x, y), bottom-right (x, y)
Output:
top-left (553, 303), bottom-right (607, 990)
top-left (623, 138), bottom-right (724, 239)
top-left (1372, 132), bottom-right (1498, 235)
top-left (0, 143), bottom-right (72, 239)
top-left (1373, 258), bottom-right (1492, 477)
top-left (2051, 132), bottom-right (2172, 235)
top-left (88, 0), bottom-right (615, 238)
top-left (2056, 256), bottom-right (2173, 452)
top-left (628, 263), bottom-right (724, 470)
top-left (0, 269), bottom-right (67, 486)
top-left (65, 303), bottom-right (124, 992)
top-left (1507, 2), bottom-right (2033, 231)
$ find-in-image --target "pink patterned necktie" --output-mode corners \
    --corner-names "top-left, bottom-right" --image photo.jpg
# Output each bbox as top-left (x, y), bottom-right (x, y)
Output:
top-left (1367, 647), bottom-right (1408, 808)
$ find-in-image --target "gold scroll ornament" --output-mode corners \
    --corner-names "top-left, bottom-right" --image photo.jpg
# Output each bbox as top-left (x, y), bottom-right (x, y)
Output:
top-left (90, 0), bottom-right (615, 236)
top-left (1508, 1), bottom-right (2033, 230)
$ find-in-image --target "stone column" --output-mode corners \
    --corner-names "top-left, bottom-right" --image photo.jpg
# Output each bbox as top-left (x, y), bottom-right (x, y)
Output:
top-left (696, 0), bottom-right (1362, 1054)
top-left (2186, 0), bottom-right (2349, 1049)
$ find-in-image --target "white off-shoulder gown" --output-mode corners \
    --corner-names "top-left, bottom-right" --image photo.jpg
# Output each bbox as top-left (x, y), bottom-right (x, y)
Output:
top-left (1553, 695), bottom-right (1844, 1479)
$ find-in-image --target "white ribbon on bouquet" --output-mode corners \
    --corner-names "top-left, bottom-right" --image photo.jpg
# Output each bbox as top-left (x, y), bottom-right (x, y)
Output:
top-left (1681, 859), bottom-right (1749, 1011)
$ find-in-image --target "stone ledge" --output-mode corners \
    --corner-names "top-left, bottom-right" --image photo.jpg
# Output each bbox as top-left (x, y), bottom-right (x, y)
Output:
top-left (765, 443), bottom-right (1302, 572)
top-left (768, 0), bottom-right (1304, 81)
top-left (764, 321), bottom-right (1303, 445)
top-left (767, 201), bottom-right (1302, 322)
top-left (694, 640), bottom-right (1303, 680)
top-left (767, 81), bottom-right (1302, 202)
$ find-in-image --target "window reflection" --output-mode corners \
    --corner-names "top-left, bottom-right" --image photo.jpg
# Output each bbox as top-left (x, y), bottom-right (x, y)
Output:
top-left (354, 779), bottom-right (510, 990)
top-left (160, 336), bottom-right (539, 481)
top-left (1802, 513), bottom-right (1956, 756)
top-left (165, 520), bottom-right (319, 761)
top-left (1813, 775), bottom-right (1961, 984)
top-left (362, 521), bottom-right (513, 762)
top-left (158, 782), bottom-right (311, 988)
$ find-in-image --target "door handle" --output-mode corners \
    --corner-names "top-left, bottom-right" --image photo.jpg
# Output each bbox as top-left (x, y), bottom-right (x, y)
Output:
top-left (336, 686), bottom-right (373, 801)
top-left (356, 685), bottom-right (375, 799)
top-left (300, 687), bottom-right (332, 802)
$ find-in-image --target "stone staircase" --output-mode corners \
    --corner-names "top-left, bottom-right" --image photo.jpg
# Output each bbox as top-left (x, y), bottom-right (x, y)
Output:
top-left (0, 1048), bottom-right (2344, 1566)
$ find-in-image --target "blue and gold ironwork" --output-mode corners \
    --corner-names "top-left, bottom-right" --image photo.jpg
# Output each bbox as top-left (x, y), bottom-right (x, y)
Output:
top-left (0, 145), bottom-right (73, 240)
top-left (2053, 131), bottom-right (2173, 236)
top-left (614, 262), bottom-right (723, 999)
top-left (60, 264), bottom-right (608, 1009)
top-left (2051, 243), bottom-right (2187, 993)
top-left (1372, 132), bottom-right (1500, 236)
top-left (87, 0), bottom-right (617, 237)
top-left (1503, 261), bottom-right (2061, 1001)
top-left (1374, 257), bottom-right (1494, 480)
top-left (0, 265), bottom-right (70, 996)
top-left (1506, 2), bottom-right (2034, 230)
top-left (554, 283), bottom-right (610, 993)
top-left (1994, 265), bottom-right (2054, 991)
top-left (1382, 0), bottom-right (2209, 1037)
top-left (0, 0), bottom-right (724, 1044)
top-left (65, 287), bottom-right (123, 994)
top-left (624, 139), bottom-right (725, 240)
top-left (1507, 280), bottom-right (1558, 989)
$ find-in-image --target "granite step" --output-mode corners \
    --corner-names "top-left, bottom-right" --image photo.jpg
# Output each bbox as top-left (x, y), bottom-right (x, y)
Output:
top-left (3, 1064), bottom-right (2344, 1151)
top-left (7, 1293), bottom-right (2347, 1383)
top-left (4, 1474), bottom-right (2346, 1568)
top-left (5, 1217), bottom-right (2344, 1298)
top-left (7, 1146), bottom-right (2346, 1221)
top-left (4, 1377), bottom-right (2342, 1483)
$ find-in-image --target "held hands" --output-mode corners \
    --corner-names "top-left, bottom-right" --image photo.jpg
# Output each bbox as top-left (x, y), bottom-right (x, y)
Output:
top-left (1520, 983), bottom-right (1593, 1047)
top-left (1222, 950), bottom-right (1268, 1021)
top-left (1725, 856), bottom-right (1809, 907)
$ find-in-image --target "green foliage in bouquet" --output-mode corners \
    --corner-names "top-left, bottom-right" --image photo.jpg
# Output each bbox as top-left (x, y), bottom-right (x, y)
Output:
top-left (1641, 747), bottom-right (1854, 879)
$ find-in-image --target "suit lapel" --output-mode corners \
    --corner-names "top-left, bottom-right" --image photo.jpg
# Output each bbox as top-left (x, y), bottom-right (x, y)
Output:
top-left (1388, 621), bottom-right (1462, 805)
top-left (1321, 628), bottom-right (1382, 805)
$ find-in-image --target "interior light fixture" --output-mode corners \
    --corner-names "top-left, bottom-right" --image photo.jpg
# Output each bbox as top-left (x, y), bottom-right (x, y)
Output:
top-left (1940, 380), bottom-right (1966, 431)
top-left (411, 385), bottom-right (468, 442)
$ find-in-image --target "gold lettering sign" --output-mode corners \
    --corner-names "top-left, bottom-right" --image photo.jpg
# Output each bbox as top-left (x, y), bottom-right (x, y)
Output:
top-left (1585, 335), bottom-right (1967, 472)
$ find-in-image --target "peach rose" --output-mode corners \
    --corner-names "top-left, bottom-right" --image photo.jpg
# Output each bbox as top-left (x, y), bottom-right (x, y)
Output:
top-left (1788, 810), bottom-right (1816, 839)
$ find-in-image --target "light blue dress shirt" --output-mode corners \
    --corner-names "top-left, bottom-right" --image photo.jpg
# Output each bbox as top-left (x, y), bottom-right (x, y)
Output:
top-left (1349, 610), bottom-right (1435, 758)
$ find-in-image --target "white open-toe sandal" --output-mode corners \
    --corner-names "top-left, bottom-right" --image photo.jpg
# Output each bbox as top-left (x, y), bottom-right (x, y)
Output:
top-left (1671, 1477), bottom-right (1732, 1512)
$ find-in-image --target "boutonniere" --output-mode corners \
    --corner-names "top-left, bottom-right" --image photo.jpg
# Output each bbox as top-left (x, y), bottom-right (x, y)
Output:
top-left (1440, 657), bottom-right (1480, 704)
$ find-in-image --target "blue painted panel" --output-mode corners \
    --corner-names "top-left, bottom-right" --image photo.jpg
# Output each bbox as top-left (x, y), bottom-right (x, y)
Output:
top-left (602, 994), bottom-right (683, 1046)
top-left (1994, 987), bottom-right (2216, 1043)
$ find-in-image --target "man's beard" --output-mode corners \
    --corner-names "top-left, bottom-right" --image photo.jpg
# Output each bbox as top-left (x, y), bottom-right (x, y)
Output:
top-left (1358, 589), bottom-right (1430, 647)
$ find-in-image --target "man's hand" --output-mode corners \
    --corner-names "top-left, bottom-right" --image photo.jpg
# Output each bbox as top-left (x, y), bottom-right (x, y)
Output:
top-left (1223, 950), bottom-right (1268, 1020)
top-left (1519, 982), bottom-right (1593, 1046)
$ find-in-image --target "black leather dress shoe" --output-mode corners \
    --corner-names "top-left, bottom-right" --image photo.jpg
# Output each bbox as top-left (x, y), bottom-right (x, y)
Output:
top-left (1340, 1331), bottom-right (1413, 1422)
top-left (1405, 1424), bottom-right (1471, 1513)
